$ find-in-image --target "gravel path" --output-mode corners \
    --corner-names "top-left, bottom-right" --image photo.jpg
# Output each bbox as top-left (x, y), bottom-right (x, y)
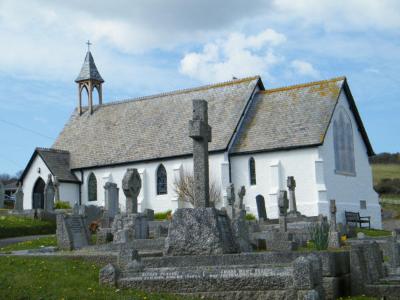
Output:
top-left (0, 234), bottom-right (54, 248)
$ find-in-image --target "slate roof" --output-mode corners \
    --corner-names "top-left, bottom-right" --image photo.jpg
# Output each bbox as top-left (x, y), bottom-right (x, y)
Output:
top-left (20, 148), bottom-right (80, 183)
top-left (53, 76), bottom-right (261, 169)
top-left (231, 77), bottom-right (373, 155)
top-left (75, 51), bottom-right (104, 83)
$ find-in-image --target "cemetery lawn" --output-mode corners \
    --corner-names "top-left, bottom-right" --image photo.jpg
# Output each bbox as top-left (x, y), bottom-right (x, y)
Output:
top-left (0, 235), bottom-right (56, 253)
top-left (0, 256), bottom-right (195, 300)
top-left (355, 228), bottom-right (391, 237)
top-left (0, 215), bottom-right (56, 238)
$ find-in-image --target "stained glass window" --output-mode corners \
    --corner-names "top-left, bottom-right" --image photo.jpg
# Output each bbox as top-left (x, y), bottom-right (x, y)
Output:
top-left (333, 109), bottom-right (355, 175)
top-left (249, 157), bottom-right (256, 185)
top-left (88, 173), bottom-right (97, 201)
top-left (157, 164), bottom-right (167, 195)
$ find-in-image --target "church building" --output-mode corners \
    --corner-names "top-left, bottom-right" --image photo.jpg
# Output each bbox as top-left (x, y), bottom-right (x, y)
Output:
top-left (19, 49), bottom-right (382, 228)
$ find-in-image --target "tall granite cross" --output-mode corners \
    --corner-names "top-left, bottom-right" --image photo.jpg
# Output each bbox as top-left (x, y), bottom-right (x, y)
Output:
top-left (189, 99), bottom-right (212, 207)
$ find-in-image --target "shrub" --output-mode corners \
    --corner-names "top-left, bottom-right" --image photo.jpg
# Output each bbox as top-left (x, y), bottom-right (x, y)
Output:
top-left (0, 216), bottom-right (56, 238)
top-left (308, 221), bottom-right (330, 250)
top-left (154, 210), bottom-right (172, 220)
top-left (54, 201), bottom-right (71, 209)
top-left (245, 213), bottom-right (256, 221)
top-left (375, 178), bottom-right (400, 195)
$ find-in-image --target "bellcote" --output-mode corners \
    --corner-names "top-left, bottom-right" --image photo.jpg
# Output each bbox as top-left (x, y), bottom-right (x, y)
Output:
top-left (76, 47), bottom-right (104, 115)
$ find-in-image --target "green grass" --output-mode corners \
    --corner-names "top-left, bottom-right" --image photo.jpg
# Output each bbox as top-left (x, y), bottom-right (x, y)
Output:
top-left (0, 215), bottom-right (56, 239)
top-left (0, 235), bottom-right (57, 253)
top-left (154, 210), bottom-right (172, 220)
top-left (245, 213), bottom-right (256, 221)
top-left (355, 227), bottom-right (391, 237)
top-left (372, 163), bottom-right (400, 185)
top-left (0, 256), bottom-right (195, 299)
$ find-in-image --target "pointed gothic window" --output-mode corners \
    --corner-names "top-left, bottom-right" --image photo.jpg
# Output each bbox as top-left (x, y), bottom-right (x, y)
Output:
top-left (156, 164), bottom-right (167, 195)
top-left (88, 173), bottom-right (97, 201)
top-left (249, 157), bottom-right (256, 185)
top-left (333, 108), bottom-right (355, 175)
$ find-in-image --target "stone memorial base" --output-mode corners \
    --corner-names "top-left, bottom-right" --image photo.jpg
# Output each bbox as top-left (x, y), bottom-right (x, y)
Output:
top-left (266, 231), bottom-right (298, 251)
top-left (164, 208), bottom-right (239, 256)
top-left (112, 213), bottom-right (149, 243)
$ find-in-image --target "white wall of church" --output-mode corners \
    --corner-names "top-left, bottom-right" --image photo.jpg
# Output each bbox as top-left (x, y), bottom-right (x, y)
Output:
top-left (22, 155), bottom-right (52, 209)
top-left (75, 152), bottom-right (229, 213)
top-left (230, 147), bottom-right (320, 219)
top-left (59, 183), bottom-right (79, 205)
top-left (320, 90), bottom-right (382, 228)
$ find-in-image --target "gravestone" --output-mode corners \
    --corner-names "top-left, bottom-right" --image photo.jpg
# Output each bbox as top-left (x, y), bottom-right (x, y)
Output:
top-left (188, 99), bottom-right (211, 208)
top-left (53, 176), bottom-right (60, 202)
top-left (122, 169), bottom-right (141, 214)
top-left (328, 199), bottom-right (341, 248)
top-left (14, 182), bottom-right (24, 211)
top-left (237, 186), bottom-right (246, 210)
top-left (287, 176), bottom-right (301, 218)
top-left (226, 183), bottom-right (235, 218)
top-left (79, 205), bottom-right (103, 225)
top-left (56, 212), bottom-right (90, 250)
top-left (256, 194), bottom-right (267, 221)
top-left (388, 231), bottom-right (400, 267)
top-left (143, 209), bottom-right (154, 221)
top-left (44, 174), bottom-right (55, 212)
top-left (165, 99), bottom-right (239, 256)
top-left (0, 181), bottom-right (4, 209)
top-left (104, 182), bottom-right (119, 218)
top-left (278, 190), bottom-right (288, 232)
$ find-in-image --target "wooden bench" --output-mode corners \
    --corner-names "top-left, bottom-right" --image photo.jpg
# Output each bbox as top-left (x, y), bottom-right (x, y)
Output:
top-left (345, 211), bottom-right (371, 229)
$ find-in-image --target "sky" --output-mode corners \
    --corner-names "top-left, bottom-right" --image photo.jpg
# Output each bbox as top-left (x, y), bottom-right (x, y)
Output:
top-left (0, 0), bottom-right (399, 175)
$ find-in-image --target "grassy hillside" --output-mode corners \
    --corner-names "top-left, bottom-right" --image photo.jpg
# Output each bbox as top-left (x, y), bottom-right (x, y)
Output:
top-left (371, 163), bottom-right (400, 185)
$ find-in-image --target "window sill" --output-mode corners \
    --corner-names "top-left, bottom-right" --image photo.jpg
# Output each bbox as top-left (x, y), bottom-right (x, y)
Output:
top-left (334, 170), bottom-right (356, 177)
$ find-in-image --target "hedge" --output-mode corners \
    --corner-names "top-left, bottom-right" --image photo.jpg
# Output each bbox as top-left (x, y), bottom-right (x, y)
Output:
top-left (0, 216), bottom-right (56, 239)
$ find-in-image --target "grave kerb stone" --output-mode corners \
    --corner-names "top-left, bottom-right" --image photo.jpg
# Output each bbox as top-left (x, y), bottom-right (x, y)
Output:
top-left (44, 174), bottom-right (55, 212)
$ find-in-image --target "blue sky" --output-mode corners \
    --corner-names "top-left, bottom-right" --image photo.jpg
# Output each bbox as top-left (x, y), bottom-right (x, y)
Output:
top-left (0, 0), bottom-right (399, 175)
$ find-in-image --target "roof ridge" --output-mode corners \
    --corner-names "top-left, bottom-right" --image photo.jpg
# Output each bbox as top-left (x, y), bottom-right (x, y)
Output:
top-left (260, 76), bottom-right (346, 94)
top-left (36, 147), bottom-right (70, 154)
top-left (97, 75), bottom-right (260, 108)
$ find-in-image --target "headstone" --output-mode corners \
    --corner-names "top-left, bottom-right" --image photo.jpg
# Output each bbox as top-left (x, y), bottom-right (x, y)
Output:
top-left (0, 181), bottom-right (4, 209)
top-left (226, 183), bottom-right (235, 218)
top-left (14, 182), bottom-right (24, 211)
top-left (286, 176), bottom-right (301, 217)
top-left (189, 99), bottom-right (212, 208)
top-left (237, 186), bottom-right (246, 210)
top-left (388, 232), bottom-right (400, 267)
top-left (104, 182), bottom-right (119, 218)
top-left (53, 176), bottom-right (60, 202)
top-left (256, 195), bottom-right (267, 221)
top-left (278, 190), bottom-right (288, 232)
top-left (122, 169), bottom-right (141, 214)
top-left (56, 213), bottom-right (90, 250)
top-left (357, 232), bottom-right (365, 239)
top-left (143, 208), bottom-right (154, 221)
top-left (79, 205), bottom-right (103, 225)
top-left (44, 174), bottom-right (55, 212)
top-left (328, 199), bottom-right (341, 248)
top-left (231, 210), bottom-right (252, 252)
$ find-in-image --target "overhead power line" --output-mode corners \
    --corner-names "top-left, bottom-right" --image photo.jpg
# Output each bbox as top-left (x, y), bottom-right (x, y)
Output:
top-left (0, 119), bottom-right (54, 140)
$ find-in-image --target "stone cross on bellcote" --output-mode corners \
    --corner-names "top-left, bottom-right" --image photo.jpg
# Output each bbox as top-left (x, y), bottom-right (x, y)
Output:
top-left (189, 99), bottom-right (212, 208)
top-left (86, 40), bottom-right (92, 51)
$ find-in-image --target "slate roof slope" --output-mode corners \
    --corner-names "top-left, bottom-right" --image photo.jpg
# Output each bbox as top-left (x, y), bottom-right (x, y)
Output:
top-left (20, 148), bottom-right (79, 182)
top-left (231, 77), bottom-right (347, 154)
top-left (75, 51), bottom-right (104, 83)
top-left (53, 76), bottom-right (261, 169)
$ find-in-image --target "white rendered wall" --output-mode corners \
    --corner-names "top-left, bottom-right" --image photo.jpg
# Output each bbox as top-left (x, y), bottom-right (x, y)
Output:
top-left (75, 152), bottom-right (229, 213)
top-left (59, 183), bottom-right (79, 206)
top-left (230, 147), bottom-right (320, 219)
top-left (320, 91), bottom-right (382, 228)
top-left (22, 155), bottom-right (52, 209)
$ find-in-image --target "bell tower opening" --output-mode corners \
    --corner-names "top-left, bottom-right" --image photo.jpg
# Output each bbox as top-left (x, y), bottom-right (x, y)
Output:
top-left (75, 41), bottom-right (104, 115)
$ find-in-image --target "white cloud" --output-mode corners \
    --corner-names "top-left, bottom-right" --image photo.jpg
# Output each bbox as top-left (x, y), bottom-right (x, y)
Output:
top-left (290, 60), bottom-right (320, 78)
top-left (179, 29), bottom-right (285, 82)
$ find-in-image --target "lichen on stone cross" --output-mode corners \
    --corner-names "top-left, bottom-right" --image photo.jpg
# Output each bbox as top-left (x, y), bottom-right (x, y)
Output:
top-left (122, 168), bottom-right (142, 214)
top-left (237, 186), bottom-right (246, 210)
top-left (329, 199), bottom-right (337, 229)
top-left (189, 99), bottom-right (212, 208)
top-left (278, 190), bottom-right (288, 217)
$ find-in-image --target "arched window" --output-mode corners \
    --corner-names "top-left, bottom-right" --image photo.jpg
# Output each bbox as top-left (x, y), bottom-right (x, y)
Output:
top-left (88, 173), bottom-right (97, 201)
top-left (249, 157), bottom-right (256, 185)
top-left (156, 164), bottom-right (167, 195)
top-left (333, 108), bottom-right (355, 174)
